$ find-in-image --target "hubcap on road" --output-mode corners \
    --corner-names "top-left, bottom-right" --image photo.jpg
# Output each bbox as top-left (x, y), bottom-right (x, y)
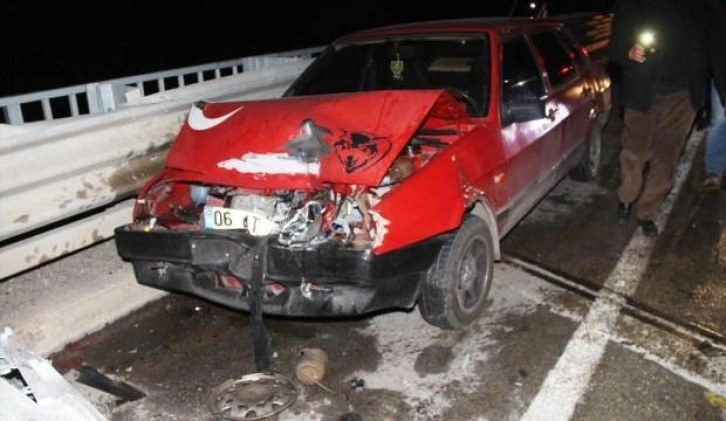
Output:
top-left (207, 373), bottom-right (298, 420)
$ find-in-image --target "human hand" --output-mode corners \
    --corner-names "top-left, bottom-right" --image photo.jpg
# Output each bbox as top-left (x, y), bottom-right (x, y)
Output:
top-left (628, 45), bottom-right (647, 63)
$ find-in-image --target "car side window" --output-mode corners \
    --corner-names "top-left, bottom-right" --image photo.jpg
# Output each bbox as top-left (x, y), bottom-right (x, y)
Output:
top-left (530, 30), bottom-right (578, 89)
top-left (501, 36), bottom-right (546, 119)
top-left (557, 29), bottom-right (588, 71)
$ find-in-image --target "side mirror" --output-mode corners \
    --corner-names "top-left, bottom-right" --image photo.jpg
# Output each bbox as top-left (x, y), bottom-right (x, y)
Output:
top-left (504, 97), bottom-right (546, 124)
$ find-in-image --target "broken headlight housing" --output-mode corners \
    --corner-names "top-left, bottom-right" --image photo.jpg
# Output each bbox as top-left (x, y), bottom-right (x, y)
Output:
top-left (277, 201), bottom-right (323, 245)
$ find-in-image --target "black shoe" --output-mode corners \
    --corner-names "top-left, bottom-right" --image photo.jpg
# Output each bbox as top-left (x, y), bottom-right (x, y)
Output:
top-left (637, 219), bottom-right (658, 237)
top-left (617, 202), bottom-right (632, 224)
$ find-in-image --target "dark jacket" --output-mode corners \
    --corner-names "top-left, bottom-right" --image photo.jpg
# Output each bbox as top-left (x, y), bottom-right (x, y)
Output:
top-left (608, 0), bottom-right (709, 111)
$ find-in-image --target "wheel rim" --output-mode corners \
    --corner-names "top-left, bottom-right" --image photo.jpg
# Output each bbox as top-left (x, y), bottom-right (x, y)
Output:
top-left (588, 130), bottom-right (601, 177)
top-left (456, 238), bottom-right (489, 313)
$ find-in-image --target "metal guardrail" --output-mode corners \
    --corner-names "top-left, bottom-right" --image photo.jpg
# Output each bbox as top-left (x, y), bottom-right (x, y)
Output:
top-left (0, 13), bottom-right (610, 281)
top-left (0, 59), bottom-right (317, 280)
top-left (0, 47), bottom-right (324, 125)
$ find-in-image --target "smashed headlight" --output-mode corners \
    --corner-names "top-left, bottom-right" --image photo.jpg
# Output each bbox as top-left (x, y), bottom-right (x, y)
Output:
top-left (277, 201), bottom-right (323, 245)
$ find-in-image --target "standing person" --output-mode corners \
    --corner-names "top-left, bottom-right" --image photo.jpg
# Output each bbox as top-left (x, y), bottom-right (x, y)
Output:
top-left (608, 0), bottom-right (709, 236)
top-left (704, 84), bottom-right (726, 190)
top-left (702, 0), bottom-right (726, 190)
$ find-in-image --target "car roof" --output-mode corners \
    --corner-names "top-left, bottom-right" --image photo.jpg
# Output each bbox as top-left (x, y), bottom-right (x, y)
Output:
top-left (337, 17), bottom-right (564, 42)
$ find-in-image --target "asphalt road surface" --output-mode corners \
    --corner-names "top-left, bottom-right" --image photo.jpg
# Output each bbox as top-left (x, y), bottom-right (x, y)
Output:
top-left (4, 109), bottom-right (726, 420)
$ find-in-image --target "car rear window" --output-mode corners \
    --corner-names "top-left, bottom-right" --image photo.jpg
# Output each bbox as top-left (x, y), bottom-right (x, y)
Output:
top-left (558, 29), bottom-right (589, 71)
top-left (529, 30), bottom-right (579, 89)
top-left (286, 35), bottom-right (491, 116)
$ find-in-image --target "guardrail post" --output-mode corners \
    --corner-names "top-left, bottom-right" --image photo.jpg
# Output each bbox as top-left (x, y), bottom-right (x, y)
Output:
top-left (2, 104), bottom-right (24, 124)
top-left (86, 83), bottom-right (126, 114)
top-left (241, 57), bottom-right (263, 72)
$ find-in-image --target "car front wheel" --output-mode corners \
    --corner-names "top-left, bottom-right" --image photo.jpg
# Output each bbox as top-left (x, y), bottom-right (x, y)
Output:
top-left (418, 216), bottom-right (494, 330)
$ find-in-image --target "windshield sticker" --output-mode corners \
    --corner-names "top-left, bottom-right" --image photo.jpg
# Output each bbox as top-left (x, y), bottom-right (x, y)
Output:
top-left (334, 131), bottom-right (392, 173)
top-left (390, 53), bottom-right (404, 81)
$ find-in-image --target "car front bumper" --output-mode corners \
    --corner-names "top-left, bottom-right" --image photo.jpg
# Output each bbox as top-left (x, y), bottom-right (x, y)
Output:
top-left (114, 226), bottom-right (447, 317)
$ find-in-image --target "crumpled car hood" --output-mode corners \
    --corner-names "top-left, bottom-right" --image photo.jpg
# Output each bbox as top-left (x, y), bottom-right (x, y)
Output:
top-left (165, 90), bottom-right (461, 188)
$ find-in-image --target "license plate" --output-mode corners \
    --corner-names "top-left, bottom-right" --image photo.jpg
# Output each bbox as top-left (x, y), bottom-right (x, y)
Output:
top-left (203, 206), bottom-right (278, 236)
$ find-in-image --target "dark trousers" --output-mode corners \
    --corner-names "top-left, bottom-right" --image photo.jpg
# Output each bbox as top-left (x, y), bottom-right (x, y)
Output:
top-left (618, 91), bottom-right (696, 220)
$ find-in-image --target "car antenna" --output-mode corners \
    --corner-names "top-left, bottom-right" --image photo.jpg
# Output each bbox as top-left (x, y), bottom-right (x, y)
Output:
top-left (506, 0), bottom-right (520, 33)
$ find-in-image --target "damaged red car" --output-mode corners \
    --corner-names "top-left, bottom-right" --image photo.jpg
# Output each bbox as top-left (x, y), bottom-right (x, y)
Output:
top-left (115, 18), bottom-right (611, 330)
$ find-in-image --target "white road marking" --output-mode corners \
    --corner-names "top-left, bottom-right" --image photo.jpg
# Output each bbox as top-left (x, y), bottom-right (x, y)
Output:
top-left (504, 258), bottom-right (726, 392)
top-left (521, 129), bottom-right (706, 421)
top-left (614, 338), bottom-right (726, 396)
top-left (504, 257), bottom-right (726, 395)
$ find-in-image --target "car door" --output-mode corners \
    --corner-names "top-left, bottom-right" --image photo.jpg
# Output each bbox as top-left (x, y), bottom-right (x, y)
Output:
top-left (498, 34), bottom-right (562, 233)
top-left (558, 27), bottom-right (601, 162)
top-left (529, 29), bottom-right (592, 174)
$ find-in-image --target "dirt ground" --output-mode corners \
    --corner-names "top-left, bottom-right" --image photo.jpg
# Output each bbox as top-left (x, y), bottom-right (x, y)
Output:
top-left (502, 108), bottom-right (726, 338)
top-left (634, 140), bottom-right (726, 337)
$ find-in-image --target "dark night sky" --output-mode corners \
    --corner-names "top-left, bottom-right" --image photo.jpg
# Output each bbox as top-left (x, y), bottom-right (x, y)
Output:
top-left (0, 0), bottom-right (612, 97)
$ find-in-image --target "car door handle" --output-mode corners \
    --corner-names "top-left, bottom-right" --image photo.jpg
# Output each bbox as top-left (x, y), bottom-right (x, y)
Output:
top-left (547, 108), bottom-right (558, 121)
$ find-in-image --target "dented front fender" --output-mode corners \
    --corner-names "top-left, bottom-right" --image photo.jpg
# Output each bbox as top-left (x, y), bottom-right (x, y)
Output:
top-left (372, 126), bottom-right (508, 254)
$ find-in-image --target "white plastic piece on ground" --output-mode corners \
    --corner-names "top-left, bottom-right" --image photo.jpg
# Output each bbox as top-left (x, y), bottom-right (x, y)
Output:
top-left (0, 327), bottom-right (107, 421)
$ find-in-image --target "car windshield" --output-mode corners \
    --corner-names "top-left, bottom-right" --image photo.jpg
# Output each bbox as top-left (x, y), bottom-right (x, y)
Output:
top-left (285, 35), bottom-right (491, 116)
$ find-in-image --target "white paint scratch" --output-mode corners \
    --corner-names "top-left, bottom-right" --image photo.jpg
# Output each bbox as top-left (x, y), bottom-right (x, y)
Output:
top-left (217, 153), bottom-right (320, 175)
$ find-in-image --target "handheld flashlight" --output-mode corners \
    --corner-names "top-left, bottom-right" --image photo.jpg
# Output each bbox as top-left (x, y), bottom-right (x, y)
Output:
top-left (638, 30), bottom-right (656, 55)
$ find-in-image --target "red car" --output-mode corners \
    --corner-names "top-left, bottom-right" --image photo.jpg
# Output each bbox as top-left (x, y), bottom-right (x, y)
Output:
top-left (115, 18), bottom-right (611, 330)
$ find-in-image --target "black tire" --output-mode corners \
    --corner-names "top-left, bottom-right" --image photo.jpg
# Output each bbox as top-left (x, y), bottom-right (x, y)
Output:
top-left (418, 216), bottom-right (494, 330)
top-left (570, 120), bottom-right (603, 182)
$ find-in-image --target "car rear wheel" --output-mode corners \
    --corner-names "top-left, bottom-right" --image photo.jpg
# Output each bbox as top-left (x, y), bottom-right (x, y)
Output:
top-left (570, 120), bottom-right (603, 182)
top-left (418, 216), bottom-right (494, 330)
